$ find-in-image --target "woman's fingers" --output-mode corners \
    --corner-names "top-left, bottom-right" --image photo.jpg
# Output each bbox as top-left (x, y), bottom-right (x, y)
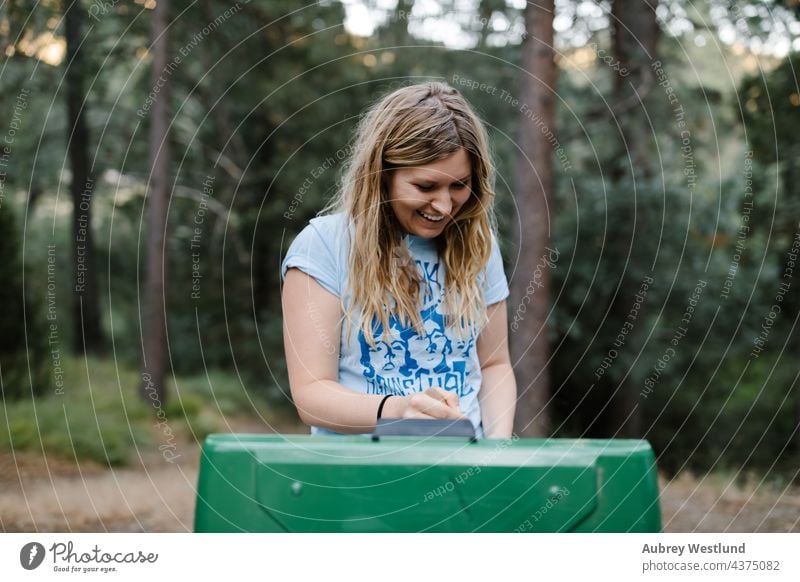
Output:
top-left (406, 391), bottom-right (466, 420)
top-left (439, 388), bottom-right (461, 410)
top-left (424, 388), bottom-right (468, 418)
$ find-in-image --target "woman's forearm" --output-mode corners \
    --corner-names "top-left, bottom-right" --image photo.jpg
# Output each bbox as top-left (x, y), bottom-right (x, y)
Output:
top-left (293, 379), bottom-right (397, 434)
top-left (292, 380), bottom-right (467, 433)
top-left (478, 362), bottom-right (517, 438)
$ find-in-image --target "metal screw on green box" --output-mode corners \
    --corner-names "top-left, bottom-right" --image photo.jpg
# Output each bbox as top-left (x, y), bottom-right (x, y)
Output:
top-left (194, 434), bottom-right (661, 532)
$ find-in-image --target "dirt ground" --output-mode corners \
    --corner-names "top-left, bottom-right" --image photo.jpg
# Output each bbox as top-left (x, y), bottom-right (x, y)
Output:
top-left (2, 424), bottom-right (798, 532)
top-left (658, 471), bottom-right (800, 532)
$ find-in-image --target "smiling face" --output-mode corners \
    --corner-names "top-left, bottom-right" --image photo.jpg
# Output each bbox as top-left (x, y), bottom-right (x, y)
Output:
top-left (385, 148), bottom-right (473, 238)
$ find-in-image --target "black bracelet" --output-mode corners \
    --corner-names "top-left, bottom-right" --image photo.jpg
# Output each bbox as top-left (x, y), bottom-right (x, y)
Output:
top-left (376, 394), bottom-right (393, 420)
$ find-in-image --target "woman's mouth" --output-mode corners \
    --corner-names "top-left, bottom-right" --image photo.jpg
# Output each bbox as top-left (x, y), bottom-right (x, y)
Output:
top-left (416, 209), bottom-right (445, 223)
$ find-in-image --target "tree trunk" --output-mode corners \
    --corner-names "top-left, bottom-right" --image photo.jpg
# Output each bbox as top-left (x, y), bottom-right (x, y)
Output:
top-left (140, 0), bottom-right (171, 404)
top-left (611, 0), bottom-right (659, 180)
top-left (511, 0), bottom-right (555, 437)
top-left (386, 0), bottom-right (414, 45)
top-left (65, 0), bottom-right (104, 354)
top-left (605, 0), bottom-right (659, 437)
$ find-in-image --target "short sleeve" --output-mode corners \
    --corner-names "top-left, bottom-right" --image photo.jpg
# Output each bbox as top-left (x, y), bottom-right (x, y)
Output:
top-left (280, 218), bottom-right (341, 298)
top-left (483, 232), bottom-right (510, 305)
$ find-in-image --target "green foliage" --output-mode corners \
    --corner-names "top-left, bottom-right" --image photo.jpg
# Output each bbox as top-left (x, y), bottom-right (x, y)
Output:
top-left (171, 362), bottom-right (274, 418)
top-left (0, 357), bottom-right (150, 465)
top-left (0, 355), bottom-right (276, 465)
top-left (646, 349), bottom-right (798, 475)
top-left (546, 31), bottom-right (798, 473)
top-left (0, 206), bottom-right (51, 400)
top-left (739, 56), bottom-right (800, 167)
top-left (2, 1), bottom-right (798, 478)
top-left (738, 53), bottom-right (800, 243)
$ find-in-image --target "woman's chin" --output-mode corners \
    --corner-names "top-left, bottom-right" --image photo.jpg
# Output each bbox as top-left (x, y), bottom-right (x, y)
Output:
top-left (406, 216), bottom-right (447, 237)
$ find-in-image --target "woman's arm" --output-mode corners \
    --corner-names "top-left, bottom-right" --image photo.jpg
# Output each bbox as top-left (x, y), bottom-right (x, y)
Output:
top-left (477, 300), bottom-right (517, 438)
top-left (282, 268), bottom-right (465, 432)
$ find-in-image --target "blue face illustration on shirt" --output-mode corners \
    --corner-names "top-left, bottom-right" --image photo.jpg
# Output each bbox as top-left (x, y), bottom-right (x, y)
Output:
top-left (359, 312), bottom-right (419, 386)
top-left (358, 259), bottom-right (474, 398)
top-left (455, 335), bottom-right (476, 359)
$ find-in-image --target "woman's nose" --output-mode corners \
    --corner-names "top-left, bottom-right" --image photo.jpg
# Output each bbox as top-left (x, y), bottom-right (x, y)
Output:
top-left (430, 191), bottom-right (453, 215)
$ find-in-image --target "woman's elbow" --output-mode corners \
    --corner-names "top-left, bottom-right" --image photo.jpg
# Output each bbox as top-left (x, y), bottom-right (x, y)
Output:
top-left (289, 378), bottom-right (328, 428)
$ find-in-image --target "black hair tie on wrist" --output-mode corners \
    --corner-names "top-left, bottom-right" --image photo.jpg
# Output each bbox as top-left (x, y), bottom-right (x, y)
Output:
top-left (377, 394), bottom-right (394, 420)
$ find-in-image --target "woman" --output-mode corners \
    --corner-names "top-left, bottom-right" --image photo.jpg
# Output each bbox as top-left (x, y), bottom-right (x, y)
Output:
top-left (281, 81), bottom-right (516, 439)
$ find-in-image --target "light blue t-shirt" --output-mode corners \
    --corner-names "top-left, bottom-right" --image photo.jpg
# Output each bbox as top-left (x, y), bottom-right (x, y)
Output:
top-left (280, 212), bottom-right (510, 438)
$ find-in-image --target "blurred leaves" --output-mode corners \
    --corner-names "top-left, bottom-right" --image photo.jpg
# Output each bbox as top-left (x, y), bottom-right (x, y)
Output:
top-left (0, 0), bottom-right (797, 473)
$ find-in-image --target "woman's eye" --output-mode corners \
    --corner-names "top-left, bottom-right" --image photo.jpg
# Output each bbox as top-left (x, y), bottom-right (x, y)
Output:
top-left (414, 183), bottom-right (469, 192)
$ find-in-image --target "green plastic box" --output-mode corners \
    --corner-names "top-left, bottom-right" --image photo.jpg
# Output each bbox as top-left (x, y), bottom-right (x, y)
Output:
top-left (194, 434), bottom-right (661, 532)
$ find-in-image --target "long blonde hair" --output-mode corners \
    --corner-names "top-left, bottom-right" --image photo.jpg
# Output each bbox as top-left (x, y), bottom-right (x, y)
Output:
top-left (323, 81), bottom-right (498, 348)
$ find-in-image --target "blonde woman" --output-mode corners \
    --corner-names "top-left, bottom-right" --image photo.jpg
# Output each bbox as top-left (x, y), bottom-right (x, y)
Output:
top-left (281, 81), bottom-right (516, 439)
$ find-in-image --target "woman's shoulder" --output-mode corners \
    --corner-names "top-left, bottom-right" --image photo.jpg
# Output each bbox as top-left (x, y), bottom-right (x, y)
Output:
top-left (306, 211), bottom-right (352, 241)
top-left (282, 212), bottom-right (350, 294)
top-left (284, 212), bottom-right (349, 250)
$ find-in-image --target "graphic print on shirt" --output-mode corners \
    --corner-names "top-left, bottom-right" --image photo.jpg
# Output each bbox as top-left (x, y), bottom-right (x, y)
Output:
top-left (357, 258), bottom-right (476, 398)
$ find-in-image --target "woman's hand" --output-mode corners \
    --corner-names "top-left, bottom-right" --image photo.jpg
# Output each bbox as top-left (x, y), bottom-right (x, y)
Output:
top-left (385, 388), bottom-right (468, 420)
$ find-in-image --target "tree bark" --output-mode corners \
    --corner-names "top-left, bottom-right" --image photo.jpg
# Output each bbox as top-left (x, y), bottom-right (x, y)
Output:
top-left (605, 0), bottom-right (659, 437)
top-left (386, 0), bottom-right (414, 45)
top-left (140, 0), bottom-right (171, 404)
top-left (65, 0), bottom-right (104, 354)
top-left (511, 0), bottom-right (555, 437)
top-left (611, 0), bottom-right (659, 180)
